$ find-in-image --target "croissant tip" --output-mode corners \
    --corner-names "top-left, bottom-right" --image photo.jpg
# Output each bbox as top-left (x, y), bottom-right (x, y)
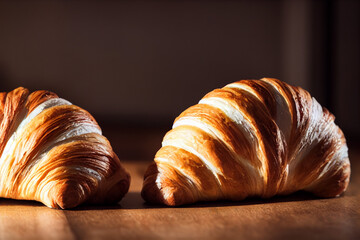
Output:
top-left (52, 181), bottom-right (85, 209)
top-left (141, 184), bottom-right (178, 206)
top-left (141, 181), bottom-right (164, 205)
top-left (141, 174), bottom-right (192, 206)
top-left (105, 172), bottom-right (131, 204)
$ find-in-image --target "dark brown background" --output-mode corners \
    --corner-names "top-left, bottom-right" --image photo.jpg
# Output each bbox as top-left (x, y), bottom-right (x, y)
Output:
top-left (0, 0), bottom-right (359, 159)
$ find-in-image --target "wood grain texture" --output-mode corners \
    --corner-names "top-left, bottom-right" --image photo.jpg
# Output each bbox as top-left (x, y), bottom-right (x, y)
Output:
top-left (1, 147), bottom-right (359, 240)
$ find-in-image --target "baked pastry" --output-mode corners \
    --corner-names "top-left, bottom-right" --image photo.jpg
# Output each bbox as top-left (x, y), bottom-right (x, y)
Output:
top-left (142, 78), bottom-right (350, 206)
top-left (0, 87), bottom-right (130, 209)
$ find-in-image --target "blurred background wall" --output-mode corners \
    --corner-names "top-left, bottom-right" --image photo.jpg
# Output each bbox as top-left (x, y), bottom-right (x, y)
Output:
top-left (0, 0), bottom-right (359, 157)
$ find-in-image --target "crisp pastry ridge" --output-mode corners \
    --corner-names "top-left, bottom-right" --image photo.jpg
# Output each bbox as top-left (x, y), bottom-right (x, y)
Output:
top-left (141, 78), bottom-right (350, 206)
top-left (0, 87), bottom-right (130, 209)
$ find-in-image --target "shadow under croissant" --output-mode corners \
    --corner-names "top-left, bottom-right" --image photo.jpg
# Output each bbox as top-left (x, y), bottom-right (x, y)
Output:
top-left (59, 190), bottom-right (337, 210)
top-left (137, 191), bottom-right (333, 210)
top-left (0, 198), bottom-right (44, 207)
top-left (0, 191), bottom-right (343, 210)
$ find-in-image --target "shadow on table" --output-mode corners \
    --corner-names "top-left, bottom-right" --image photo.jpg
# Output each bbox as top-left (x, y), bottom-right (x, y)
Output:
top-left (117, 190), bottom-right (325, 210)
top-left (0, 198), bottom-right (43, 207)
top-left (0, 190), bottom-right (337, 211)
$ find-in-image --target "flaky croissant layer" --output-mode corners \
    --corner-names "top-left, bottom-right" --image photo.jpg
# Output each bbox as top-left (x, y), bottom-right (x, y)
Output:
top-left (0, 87), bottom-right (130, 209)
top-left (142, 78), bottom-right (350, 206)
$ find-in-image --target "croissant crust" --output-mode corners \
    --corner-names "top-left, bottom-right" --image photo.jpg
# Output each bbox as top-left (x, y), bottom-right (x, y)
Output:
top-left (0, 87), bottom-right (130, 209)
top-left (141, 78), bottom-right (350, 206)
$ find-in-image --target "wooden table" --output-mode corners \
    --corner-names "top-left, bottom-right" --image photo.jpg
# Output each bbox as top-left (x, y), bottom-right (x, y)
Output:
top-left (1, 146), bottom-right (359, 240)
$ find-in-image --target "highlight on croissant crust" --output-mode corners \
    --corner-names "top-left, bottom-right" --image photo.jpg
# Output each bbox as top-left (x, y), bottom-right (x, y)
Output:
top-left (0, 87), bottom-right (130, 209)
top-left (141, 78), bottom-right (350, 206)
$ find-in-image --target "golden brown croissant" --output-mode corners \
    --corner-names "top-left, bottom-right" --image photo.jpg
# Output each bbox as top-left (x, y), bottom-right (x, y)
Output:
top-left (0, 87), bottom-right (130, 209)
top-left (142, 78), bottom-right (350, 206)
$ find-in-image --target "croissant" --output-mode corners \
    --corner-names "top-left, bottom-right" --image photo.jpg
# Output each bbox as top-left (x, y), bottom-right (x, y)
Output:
top-left (142, 78), bottom-right (350, 206)
top-left (0, 87), bottom-right (130, 209)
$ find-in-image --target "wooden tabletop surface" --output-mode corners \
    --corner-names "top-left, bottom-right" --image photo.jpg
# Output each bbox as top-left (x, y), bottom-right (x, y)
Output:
top-left (1, 143), bottom-right (359, 240)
